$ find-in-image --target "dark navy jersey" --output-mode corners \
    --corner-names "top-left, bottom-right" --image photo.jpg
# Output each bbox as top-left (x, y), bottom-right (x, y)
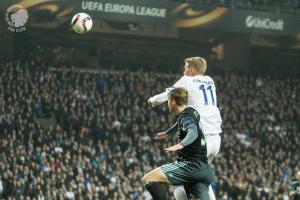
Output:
top-left (176, 107), bottom-right (207, 163)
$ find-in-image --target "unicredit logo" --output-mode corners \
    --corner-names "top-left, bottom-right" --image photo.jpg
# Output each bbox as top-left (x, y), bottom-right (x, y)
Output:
top-left (245, 15), bottom-right (284, 31)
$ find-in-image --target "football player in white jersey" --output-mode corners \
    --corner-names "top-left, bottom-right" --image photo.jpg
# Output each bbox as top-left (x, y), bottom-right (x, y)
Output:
top-left (148, 57), bottom-right (222, 200)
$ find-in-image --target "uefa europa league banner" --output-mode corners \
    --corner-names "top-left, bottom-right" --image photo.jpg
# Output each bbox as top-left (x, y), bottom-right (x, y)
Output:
top-left (1, 0), bottom-right (300, 37)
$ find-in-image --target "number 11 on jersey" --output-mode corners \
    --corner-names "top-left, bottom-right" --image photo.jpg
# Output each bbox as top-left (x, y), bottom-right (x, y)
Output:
top-left (199, 85), bottom-right (215, 105)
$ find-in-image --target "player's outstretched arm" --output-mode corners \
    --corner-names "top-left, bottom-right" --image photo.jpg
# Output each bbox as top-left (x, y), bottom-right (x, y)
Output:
top-left (148, 92), bottom-right (168, 108)
top-left (154, 122), bottom-right (179, 141)
top-left (154, 132), bottom-right (168, 140)
top-left (165, 118), bottom-right (198, 153)
top-left (148, 76), bottom-right (187, 107)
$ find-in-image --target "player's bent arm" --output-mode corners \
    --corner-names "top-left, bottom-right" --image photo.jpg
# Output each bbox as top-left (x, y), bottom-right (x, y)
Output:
top-left (164, 122), bottom-right (197, 154)
top-left (166, 122), bottom-right (178, 136)
top-left (289, 190), bottom-right (297, 197)
top-left (179, 124), bottom-right (198, 147)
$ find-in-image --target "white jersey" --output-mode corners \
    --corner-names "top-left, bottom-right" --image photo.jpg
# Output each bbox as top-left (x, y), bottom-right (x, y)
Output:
top-left (150, 75), bottom-right (222, 135)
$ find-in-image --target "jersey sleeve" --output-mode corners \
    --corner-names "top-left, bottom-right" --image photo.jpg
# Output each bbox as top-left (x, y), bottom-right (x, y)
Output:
top-left (180, 115), bottom-right (196, 132)
top-left (179, 125), bottom-right (198, 147)
top-left (148, 92), bottom-right (168, 106)
top-left (149, 76), bottom-right (187, 105)
top-left (179, 116), bottom-right (198, 147)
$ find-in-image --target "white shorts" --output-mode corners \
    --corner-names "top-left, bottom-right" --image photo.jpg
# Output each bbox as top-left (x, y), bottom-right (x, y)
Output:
top-left (205, 134), bottom-right (221, 164)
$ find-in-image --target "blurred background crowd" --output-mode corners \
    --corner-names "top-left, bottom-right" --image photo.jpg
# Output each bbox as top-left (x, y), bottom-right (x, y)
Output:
top-left (0, 60), bottom-right (299, 199)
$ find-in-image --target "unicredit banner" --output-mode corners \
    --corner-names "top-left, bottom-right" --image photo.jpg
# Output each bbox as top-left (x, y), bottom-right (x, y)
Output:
top-left (245, 16), bottom-right (284, 31)
top-left (222, 11), bottom-right (294, 36)
top-left (1, 0), bottom-right (300, 37)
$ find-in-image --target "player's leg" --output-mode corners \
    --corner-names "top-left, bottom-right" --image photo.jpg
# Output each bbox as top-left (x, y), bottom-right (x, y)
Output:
top-left (205, 134), bottom-right (221, 200)
top-left (173, 186), bottom-right (188, 200)
top-left (173, 183), bottom-right (214, 199)
top-left (208, 185), bottom-right (215, 200)
top-left (188, 182), bottom-right (210, 200)
top-left (190, 159), bottom-right (214, 200)
top-left (163, 160), bottom-right (197, 199)
top-left (172, 159), bottom-right (214, 199)
top-left (142, 167), bottom-right (172, 184)
top-left (206, 134), bottom-right (221, 164)
top-left (172, 135), bottom-right (221, 200)
top-left (142, 167), bottom-right (171, 200)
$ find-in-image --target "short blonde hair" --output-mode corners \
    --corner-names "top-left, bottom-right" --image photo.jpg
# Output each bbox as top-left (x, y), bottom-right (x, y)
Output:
top-left (169, 87), bottom-right (188, 106)
top-left (185, 57), bottom-right (207, 75)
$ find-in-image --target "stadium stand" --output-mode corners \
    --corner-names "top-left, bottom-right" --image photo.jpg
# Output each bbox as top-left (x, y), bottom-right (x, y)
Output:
top-left (169, 0), bottom-right (300, 14)
top-left (0, 60), bottom-right (299, 199)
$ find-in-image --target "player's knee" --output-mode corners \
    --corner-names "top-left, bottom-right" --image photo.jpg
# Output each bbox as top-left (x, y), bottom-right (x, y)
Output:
top-left (142, 173), bottom-right (154, 185)
top-left (142, 174), bottom-right (149, 185)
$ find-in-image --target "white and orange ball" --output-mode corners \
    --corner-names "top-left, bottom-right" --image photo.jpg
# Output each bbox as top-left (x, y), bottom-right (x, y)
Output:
top-left (71, 13), bottom-right (93, 34)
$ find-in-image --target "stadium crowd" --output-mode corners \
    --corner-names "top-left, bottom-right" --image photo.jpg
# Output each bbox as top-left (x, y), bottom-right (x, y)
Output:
top-left (0, 60), bottom-right (299, 199)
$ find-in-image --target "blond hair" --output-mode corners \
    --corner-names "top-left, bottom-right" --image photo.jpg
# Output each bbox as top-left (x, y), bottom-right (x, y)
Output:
top-left (169, 87), bottom-right (188, 106)
top-left (185, 57), bottom-right (207, 75)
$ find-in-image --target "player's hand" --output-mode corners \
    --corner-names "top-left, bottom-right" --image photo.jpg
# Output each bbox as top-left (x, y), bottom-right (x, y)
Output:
top-left (148, 98), bottom-right (155, 108)
top-left (154, 132), bottom-right (168, 140)
top-left (165, 144), bottom-right (183, 152)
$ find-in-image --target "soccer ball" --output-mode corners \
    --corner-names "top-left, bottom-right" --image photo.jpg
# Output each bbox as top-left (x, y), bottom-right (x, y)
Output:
top-left (71, 13), bottom-right (93, 34)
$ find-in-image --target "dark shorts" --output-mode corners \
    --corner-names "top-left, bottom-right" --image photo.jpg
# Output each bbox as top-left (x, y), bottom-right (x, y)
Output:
top-left (161, 160), bottom-right (214, 199)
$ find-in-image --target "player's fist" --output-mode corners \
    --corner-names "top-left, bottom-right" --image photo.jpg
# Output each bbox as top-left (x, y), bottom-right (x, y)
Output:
top-left (148, 97), bottom-right (155, 108)
top-left (154, 132), bottom-right (168, 140)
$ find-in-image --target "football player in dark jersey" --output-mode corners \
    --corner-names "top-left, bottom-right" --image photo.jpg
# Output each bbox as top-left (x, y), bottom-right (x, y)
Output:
top-left (142, 87), bottom-right (214, 200)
